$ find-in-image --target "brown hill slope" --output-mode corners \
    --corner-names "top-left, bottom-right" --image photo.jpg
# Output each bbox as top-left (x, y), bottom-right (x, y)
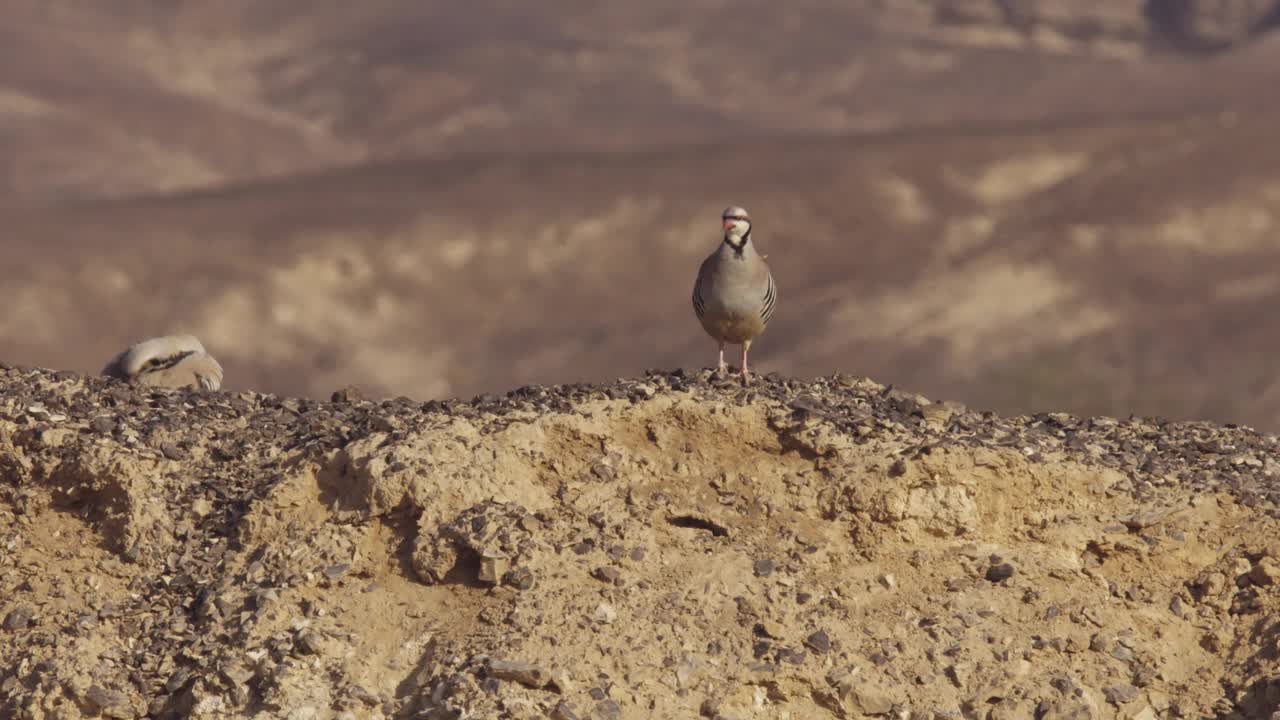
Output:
top-left (6, 102), bottom-right (1280, 427)
top-left (2, 367), bottom-right (1280, 718)
top-left (4, 1), bottom-right (1280, 202)
top-left (7, 2), bottom-right (1280, 431)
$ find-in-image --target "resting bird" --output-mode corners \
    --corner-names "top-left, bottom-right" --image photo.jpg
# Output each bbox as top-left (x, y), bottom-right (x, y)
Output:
top-left (101, 334), bottom-right (223, 391)
top-left (691, 205), bottom-right (776, 383)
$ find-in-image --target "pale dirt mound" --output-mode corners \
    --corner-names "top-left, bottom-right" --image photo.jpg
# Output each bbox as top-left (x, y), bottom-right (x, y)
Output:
top-left (2, 365), bottom-right (1280, 719)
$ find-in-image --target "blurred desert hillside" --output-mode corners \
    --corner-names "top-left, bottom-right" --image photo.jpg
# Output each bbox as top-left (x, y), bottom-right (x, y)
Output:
top-left (5, 0), bottom-right (1280, 426)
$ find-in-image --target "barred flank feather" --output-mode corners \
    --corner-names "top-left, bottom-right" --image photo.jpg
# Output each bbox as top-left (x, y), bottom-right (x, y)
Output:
top-left (761, 272), bottom-right (776, 326)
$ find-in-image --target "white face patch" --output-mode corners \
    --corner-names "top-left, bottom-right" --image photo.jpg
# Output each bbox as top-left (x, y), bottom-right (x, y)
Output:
top-left (721, 206), bottom-right (752, 248)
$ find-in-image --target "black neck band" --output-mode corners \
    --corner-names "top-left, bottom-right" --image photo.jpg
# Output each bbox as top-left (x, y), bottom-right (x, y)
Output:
top-left (724, 229), bottom-right (750, 255)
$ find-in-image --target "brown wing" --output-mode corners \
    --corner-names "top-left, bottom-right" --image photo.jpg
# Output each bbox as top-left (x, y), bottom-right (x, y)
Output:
top-left (137, 353), bottom-right (224, 391)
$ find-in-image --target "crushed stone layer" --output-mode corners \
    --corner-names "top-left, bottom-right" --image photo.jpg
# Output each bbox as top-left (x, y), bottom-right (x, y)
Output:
top-left (2, 363), bottom-right (1280, 719)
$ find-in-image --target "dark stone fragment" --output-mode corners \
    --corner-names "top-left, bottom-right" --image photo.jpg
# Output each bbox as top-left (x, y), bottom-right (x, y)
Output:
top-left (593, 567), bottom-right (622, 585)
top-left (986, 562), bottom-right (1016, 583)
top-left (84, 685), bottom-right (130, 715)
top-left (777, 647), bottom-right (806, 665)
top-left (503, 568), bottom-right (535, 591)
top-left (1104, 684), bottom-right (1139, 705)
top-left (3, 605), bottom-right (34, 630)
top-left (552, 701), bottom-right (581, 720)
top-left (804, 630), bottom-right (831, 654)
top-left (593, 700), bottom-right (621, 720)
top-left (1050, 674), bottom-right (1075, 695)
top-left (165, 669), bottom-right (192, 692)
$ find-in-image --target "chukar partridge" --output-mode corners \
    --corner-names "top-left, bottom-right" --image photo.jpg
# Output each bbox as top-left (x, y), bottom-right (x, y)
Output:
top-left (102, 334), bottom-right (224, 391)
top-left (691, 205), bottom-right (776, 382)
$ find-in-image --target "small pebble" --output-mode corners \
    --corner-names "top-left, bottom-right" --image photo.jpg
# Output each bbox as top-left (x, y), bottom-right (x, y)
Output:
top-left (3, 606), bottom-right (34, 631)
top-left (986, 563), bottom-right (1016, 583)
top-left (803, 630), bottom-right (831, 654)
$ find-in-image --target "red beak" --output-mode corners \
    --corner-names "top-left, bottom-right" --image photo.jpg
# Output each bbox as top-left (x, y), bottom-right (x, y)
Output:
top-left (723, 222), bottom-right (734, 231)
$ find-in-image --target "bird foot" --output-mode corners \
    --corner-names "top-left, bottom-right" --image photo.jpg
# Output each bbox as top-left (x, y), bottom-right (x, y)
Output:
top-left (740, 368), bottom-right (752, 385)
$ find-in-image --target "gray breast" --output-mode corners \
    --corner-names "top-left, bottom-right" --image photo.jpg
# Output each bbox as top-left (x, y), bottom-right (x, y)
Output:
top-left (693, 250), bottom-right (775, 343)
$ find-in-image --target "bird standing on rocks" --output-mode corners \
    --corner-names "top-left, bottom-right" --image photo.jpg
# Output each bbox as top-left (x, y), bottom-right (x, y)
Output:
top-left (691, 205), bottom-right (776, 383)
top-left (101, 334), bottom-right (224, 391)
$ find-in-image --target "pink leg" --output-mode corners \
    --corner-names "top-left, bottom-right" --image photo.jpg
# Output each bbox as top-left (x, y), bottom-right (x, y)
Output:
top-left (740, 341), bottom-right (752, 384)
top-left (717, 342), bottom-right (727, 373)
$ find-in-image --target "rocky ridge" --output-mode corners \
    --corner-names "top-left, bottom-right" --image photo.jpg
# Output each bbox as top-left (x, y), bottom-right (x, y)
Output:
top-left (2, 364), bottom-right (1280, 718)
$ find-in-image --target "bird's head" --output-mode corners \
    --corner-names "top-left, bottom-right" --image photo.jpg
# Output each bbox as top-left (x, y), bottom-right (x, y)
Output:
top-left (722, 205), bottom-right (751, 245)
top-left (119, 334), bottom-right (207, 377)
